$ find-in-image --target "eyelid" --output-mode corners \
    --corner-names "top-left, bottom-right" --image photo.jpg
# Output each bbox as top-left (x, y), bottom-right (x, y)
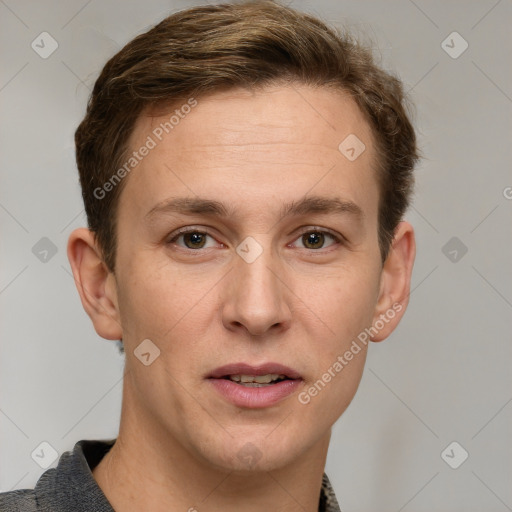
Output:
top-left (168, 226), bottom-right (214, 238)
top-left (294, 225), bottom-right (344, 240)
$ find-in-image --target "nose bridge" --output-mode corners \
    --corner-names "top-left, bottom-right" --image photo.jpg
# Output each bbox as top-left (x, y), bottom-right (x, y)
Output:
top-left (239, 246), bottom-right (278, 295)
top-left (224, 236), bottom-right (291, 335)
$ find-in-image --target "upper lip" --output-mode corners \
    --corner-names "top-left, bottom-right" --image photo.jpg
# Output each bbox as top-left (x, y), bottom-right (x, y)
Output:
top-left (208, 362), bottom-right (302, 380)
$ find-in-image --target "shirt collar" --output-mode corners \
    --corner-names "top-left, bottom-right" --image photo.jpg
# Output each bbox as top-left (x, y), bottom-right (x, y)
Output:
top-left (36, 439), bottom-right (341, 511)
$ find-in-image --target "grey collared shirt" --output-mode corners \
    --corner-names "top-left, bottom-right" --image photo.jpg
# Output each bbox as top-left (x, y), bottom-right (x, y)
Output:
top-left (0, 439), bottom-right (341, 511)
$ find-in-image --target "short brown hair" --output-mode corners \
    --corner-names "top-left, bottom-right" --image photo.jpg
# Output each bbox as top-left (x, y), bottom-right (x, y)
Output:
top-left (75, 0), bottom-right (419, 272)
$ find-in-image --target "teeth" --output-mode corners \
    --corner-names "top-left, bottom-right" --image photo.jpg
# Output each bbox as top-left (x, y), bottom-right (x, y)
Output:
top-left (229, 374), bottom-right (285, 384)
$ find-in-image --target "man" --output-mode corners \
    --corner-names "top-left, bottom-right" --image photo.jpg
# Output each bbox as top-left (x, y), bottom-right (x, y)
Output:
top-left (1, 1), bottom-right (418, 510)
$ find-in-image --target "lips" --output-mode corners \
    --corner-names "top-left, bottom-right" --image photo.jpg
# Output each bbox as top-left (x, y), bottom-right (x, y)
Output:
top-left (207, 362), bottom-right (302, 381)
top-left (206, 362), bottom-right (303, 408)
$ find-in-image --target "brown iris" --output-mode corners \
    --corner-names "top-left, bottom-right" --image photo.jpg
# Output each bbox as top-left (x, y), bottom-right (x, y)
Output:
top-left (183, 232), bottom-right (207, 249)
top-left (302, 232), bottom-right (325, 249)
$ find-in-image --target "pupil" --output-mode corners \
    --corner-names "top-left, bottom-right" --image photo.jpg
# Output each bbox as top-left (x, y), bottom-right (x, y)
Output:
top-left (185, 232), bottom-right (206, 248)
top-left (303, 232), bottom-right (324, 249)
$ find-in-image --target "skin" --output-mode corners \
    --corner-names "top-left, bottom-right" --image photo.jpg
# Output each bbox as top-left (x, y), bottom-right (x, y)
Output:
top-left (68, 83), bottom-right (415, 512)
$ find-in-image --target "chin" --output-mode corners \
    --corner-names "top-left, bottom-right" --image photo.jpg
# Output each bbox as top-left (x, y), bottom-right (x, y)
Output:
top-left (198, 431), bottom-right (306, 474)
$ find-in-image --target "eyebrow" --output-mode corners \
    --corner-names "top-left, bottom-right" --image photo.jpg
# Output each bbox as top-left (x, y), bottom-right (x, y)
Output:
top-left (144, 195), bottom-right (364, 224)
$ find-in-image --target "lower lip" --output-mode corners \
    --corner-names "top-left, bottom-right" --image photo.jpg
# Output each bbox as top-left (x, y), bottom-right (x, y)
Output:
top-left (208, 378), bottom-right (301, 408)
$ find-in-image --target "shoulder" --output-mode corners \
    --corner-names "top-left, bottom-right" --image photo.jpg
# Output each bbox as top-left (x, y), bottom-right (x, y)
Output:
top-left (0, 489), bottom-right (38, 511)
top-left (321, 472), bottom-right (342, 512)
top-left (0, 438), bottom-right (116, 512)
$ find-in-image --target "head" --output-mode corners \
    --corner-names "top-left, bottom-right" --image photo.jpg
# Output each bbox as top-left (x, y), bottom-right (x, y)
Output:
top-left (68, 0), bottom-right (418, 473)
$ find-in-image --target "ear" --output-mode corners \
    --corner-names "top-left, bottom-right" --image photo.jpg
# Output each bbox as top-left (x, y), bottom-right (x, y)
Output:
top-left (67, 227), bottom-right (123, 340)
top-left (370, 221), bottom-right (416, 342)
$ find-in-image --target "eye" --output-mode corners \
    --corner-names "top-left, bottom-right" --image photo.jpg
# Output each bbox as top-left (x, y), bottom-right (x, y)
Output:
top-left (291, 229), bottom-right (340, 250)
top-left (168, 229), bottom-right (219, 250)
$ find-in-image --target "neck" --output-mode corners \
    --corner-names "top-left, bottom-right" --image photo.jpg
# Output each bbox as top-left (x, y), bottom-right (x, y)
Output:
top-left (92, 379), bottom-right (331, 512)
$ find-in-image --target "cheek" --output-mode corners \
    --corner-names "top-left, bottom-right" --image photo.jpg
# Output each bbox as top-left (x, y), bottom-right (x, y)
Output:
top-left (115, 254), bottom-right (219, 351)
top-left (294, 263), bottom-right (378, 405)
top-left (296, 271), bottom-right (376, 425)
top-left (301, 264), bottom-right (380, 343)
top-left (115, 253), bottom-right (172, 338)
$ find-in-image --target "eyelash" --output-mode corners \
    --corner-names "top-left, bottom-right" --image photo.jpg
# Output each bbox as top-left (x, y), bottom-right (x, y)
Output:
top-left (167, 226), bottom-right (343, 251)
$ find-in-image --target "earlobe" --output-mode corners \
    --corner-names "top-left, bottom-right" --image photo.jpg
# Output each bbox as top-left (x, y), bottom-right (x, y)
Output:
top-left (67, 228), bottom-right (123, 340)
top-left (371, 221), bottom-right (416, 342)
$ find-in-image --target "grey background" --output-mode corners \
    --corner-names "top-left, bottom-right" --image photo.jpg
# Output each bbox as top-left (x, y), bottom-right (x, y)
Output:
top-left (1, 0), bottom-right (511, 510)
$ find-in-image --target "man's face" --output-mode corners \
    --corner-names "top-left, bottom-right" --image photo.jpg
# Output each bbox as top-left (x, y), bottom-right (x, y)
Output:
top-left (113, 84), bottom-right (384, 471)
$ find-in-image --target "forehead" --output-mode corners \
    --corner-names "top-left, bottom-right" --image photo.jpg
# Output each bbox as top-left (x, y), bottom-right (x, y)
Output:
top-left (120, 84), bottom-right (379, 222)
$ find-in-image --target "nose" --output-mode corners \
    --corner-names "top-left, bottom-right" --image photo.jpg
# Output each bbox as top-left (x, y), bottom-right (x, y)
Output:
top-left (221, 246), bottom-right (292, 337)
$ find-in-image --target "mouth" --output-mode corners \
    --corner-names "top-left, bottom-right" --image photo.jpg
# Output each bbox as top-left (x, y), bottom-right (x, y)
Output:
top-left (207, 362), bottom-right (302, 383)
top-left (222, 373), bottom-right (290, 387)
top-left (206, 363), bottom-right (302, 408)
